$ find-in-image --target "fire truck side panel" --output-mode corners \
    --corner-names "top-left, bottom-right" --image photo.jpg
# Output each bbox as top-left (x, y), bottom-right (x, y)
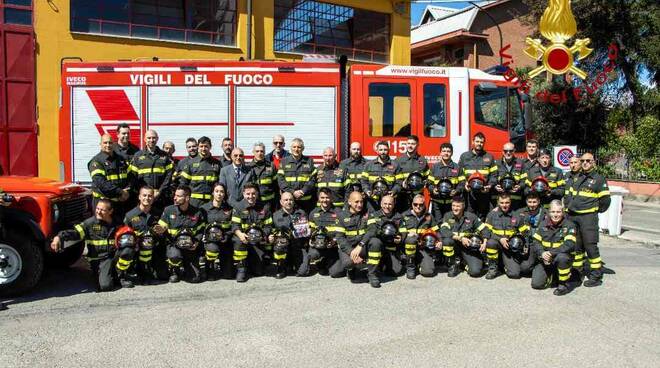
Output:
top-left (449, 70), bottom-right (471, 160)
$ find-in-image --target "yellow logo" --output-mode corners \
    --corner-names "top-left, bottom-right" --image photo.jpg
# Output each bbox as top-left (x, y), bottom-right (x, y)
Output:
top-left (524, 0), bottom-right (593, 79)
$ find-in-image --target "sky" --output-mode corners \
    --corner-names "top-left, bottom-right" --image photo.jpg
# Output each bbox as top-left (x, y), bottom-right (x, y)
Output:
top-left (411, 1), bottom-right (474, 26)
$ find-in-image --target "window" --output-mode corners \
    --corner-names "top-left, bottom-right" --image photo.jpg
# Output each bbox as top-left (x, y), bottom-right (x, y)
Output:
top-left (368, 83), bottom-right (410, 137)
top-left (70, 0), bottom-right (236, 46)
top-left (423, 84), bottom-right (446, 138)
top-left (473, 85), bottom-right (524, 134)
top-left (274, 0), bottom-right (390, 63)
top-left (2, 0), bottom-right (32, 26)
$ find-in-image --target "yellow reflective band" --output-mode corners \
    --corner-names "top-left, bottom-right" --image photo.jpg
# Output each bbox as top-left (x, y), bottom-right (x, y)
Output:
top-left (368, 252), bottom-right (381, 259)
top-left (589, 257), bottom-right (602, 264)
top-left (116, 258), bottom-right (133, 271)
top-left (386, 246), bottom-right (397, 251)
top-left (233, 251), bottom-right (248, 261)
top-left (533, 233), bottom-right (543, 241)
top-left (326, 226), bottom-right (343, 232)
top-left (577, 191), bottom-right (599, 198)
top-left (405, 244), bottom-right (416, 250)
top-left (273, 253), bottom-right (287, 260)
top-left (558, 268), bottom-right (571, 275)
top-left (367, 218), bottom-right (379, 225)
top-left (440, 223), bottom-right (450, 229)
top-left (333, 202), bottom-right (344, 207)
top-left (134, 167), bottom-right (168, 175)
top-left (564, 235), bottom-right (577, 242)
top-left (571, 207), bottom-right (599, 214)
top-left (90, 169), bottom-right (106, 177)
top-left (168, 229), bottom-right (179, 236)
top-left (486, 248), bottom-right (498, 254)
top-left (598, 190), bottom-right (610, 197)
top-left (345, 229), bottom-right (366, 236)
top-left (259, 178), bottom-right (273, 185)
top-left (477, 223), bottom-right (486, 232)
top-left (518, 225), bottom-right (530, 233)
top-left (167, 259), bottom-right (182, 267)
top-left (74, 224), bottom-right (85, 239)
top-left (231, 216), bottom-right (242, 223)
top-left (106, 173), bottom-right (128, 181)
top-left (491, 229), bottom-right (516, 236)
top-left (190, 175), bottom-right (218, 182)
top-left (92, 191), bottom-right (120, 201)
top-left (179, 171), bottom-right (192, 179)
top-left (541, 241), bottom-right (562, 248)
top-left (489, 166), bottom-right (497, 173)
top-left (139, 256), bottom-right (152, 262)
top-left (139, 250), bottom-right (153, 256)
top-left (367, 259), bottom-right (380, 265)
top-left (284, 175), bottom-right (311, 182)
top-left (205, 251), bottom-right (219, 258)
top-left (261, 193), bottom-right (275, 201)
top-left (263, 217), bottom-right (273, 225)
top-left (191, 193), bottom-right (212, 199)
top-left (335, 227), bottom-right (346, 233)
top-left (87, 239), bottom-right (113, 246)
top-left (572, 261), bottom-right (584, 267)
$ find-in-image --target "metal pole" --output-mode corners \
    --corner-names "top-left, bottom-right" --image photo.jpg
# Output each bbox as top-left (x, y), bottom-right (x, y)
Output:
top-left (468, 1), bottom-right (503, 65)
top-left (247, 0), bottom-right (253, 60)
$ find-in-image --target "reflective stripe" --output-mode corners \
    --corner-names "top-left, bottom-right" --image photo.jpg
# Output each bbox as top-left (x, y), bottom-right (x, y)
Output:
top-left (106, 173), bottom-right (128, 180)
top-left (167, 259), bottom-right (182, 267)
top-left (345, 229), bottom-right (366, 236)
top-left (317, 182), bottom-right (345, 188)
top-left (132, 166), bottom-right (169, 175)
top-left (191, 193), bottom-right (212, 200)
top-left (259, 178), bottom-right (273, 185)
top-left (233, 250), bottom-right (248, 261)
top-left (273, 253), bottom-right (287, 260)
top-left (74, 224), bottom-right (85, 239)
top-left (367, 218), bottom-right (379, 225)
top-left (116, 258), bottom-right (133, 271)
top-left (564, 235), bottom-right (576, 242)
top-left (541, 241), bottom-right (562, 248)
top-left (284, 176), bottom-right (311, 182)
top-left (490, 228), bottom-right (516, 236)
top-left (158, 219), bottom-right (169, 228)
top-left (570, 207), bottom-right (599, 214)
top-left (260, 193), bottom-right (275, 201)
top-left (87, 239), bottom-right (114, 246)
top-left (92, 191), bottom-right (120, 201)
top-left (190, 175), bottom-right (218, 181)
top-left (332, 202), bottom-right (344, 207)
top-left (325, 226), bottom-right (343, 232)
top-left (90, 169), bottom-right (106, 177)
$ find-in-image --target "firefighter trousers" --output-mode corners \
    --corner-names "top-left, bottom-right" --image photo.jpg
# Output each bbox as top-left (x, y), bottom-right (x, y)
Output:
top-left (232, 237), bottom-right (269, 277)
top-left (377, 238), bottom-right (404, 276)
top-left (531, 252), bottom-right (572, 289)
top-left (308, 247), bottom-right (339, 274)
top-left (286, 240), bottom-right (310, 276)
top-left (329, 242), bottom-right (382, 278)
top-left (166, 244), bottom-right (203, 281)
top-left (88, 249), bottom-right (133, 292)
top-left (431, 202), bottom-right (451, 224)
top-left (501, 248), bottom-right (535, 279)
top-left (465, 191), bottom-right (491, 220)
top-left (459, 247), bottom-right (487, 277)
top-left (417, 248), bottom-right (437, 277)
top-left (204, 241), bottom-right (234, 279)
top-left (570, 212), bottom-right (602, 278)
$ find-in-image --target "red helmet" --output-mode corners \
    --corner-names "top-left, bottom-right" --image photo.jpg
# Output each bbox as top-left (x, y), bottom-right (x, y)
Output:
top-left (531, 176), bottom-right (550, 194)
top-left (418, 229), bottom-right (438, 251)
top-left (115, 226), bottom-right (138, 250)
top-left (468, 172), bottom-right (486, 191)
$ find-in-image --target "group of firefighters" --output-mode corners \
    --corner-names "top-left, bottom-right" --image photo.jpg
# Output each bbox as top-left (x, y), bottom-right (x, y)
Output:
top-left (48, 123), bottom-right (611, 296)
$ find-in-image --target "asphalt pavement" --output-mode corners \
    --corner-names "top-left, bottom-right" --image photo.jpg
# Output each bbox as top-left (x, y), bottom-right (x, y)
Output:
top-left (1, 236), bottom-right (659, 368)
top-left (621, 200), bottom-right (660, 246)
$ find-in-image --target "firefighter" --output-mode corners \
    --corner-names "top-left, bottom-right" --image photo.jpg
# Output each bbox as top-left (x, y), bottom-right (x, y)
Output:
top-left (316, 147), bottom-right (349, 208)
top-left (566, 152), bottom-right (611, 287)
top-left (361, 141), bottom-right (401, 213)
top-left (439, 196), bottom-right (488, 278)
top-left (88, 134), bottom-right (130, 221)
top-left (399, 194), bottom-right (440, 279)
top-left (530, 200), bottom-right (577, 296)
top-left (173, 137), bottom-right (198, 187)
top-left (308, 188), bottom-right (341, 275)
top-left (162, 141), bottom-right (176, 164)
top-left (563, 155), bottom-right (582, 210)
top-left (514, 192), bottom-right (547, 238)
top-left (51, 199), bottom-right (135, 291)
top-left (522, 139), bottom-right (540, 174)
top-left (427, 142), bottom-right (464, 220)
top-left (329, 191), bottom-right (381, 288)
top-left (525, 148), bottom-right (565, 207)
top-left (158, 186), bottom-right (207, 283)
top-left (219, 137), bottom-right (234, 167)
top-left (179, 136), bottom-right (221, 207)
top-left (492, 142), bottom-right (525, 210)
top-left (200, 183), bottom-right (234, 280)
top-left (231, 183), bottom-right (273, 283)
top-left (128, 130), bottom-right (174, 214)
top-left (250, 142), bottom-right (278, 210)
top-left (364, 195), bottom-right (403, 277)
top-left (339, 142), bottom-right (367, 193)
top-left (277, 137), bottom-right (317, 213)
top-left (485, 194), bottom-right (531, 279)
top-left (266, 134), bottom-right (289, 170)
top-left (272, 192), bottom-right (311, 278)
top-left (459, 132), bottom-right (497, 219)
top-left (114, 123), bottom-right (139, 162)
top-left (124, 186), bottom-right (168, 284)
top-left (395, 135), bottom-right (430, 213)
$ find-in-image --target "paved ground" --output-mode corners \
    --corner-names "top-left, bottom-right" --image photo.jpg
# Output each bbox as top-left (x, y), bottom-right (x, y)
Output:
top-left (1, 235), bottom-right (659, 368)
top-left (621, 200), bottom-right (660, 246)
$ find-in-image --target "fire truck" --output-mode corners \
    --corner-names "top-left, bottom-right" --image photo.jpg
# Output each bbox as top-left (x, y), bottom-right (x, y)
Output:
top-left (59, 58), bottom-right (529, 183)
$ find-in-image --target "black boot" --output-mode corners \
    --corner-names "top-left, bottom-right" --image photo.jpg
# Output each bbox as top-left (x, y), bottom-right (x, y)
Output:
top-left (118, 271), bottom-right (134, 288)
top-left (405, 257), bottom-right (416, 280)
top-left (236, 261), bottom-right (248, 283)
top-left (553, 282), bottom-right (572, 296)
top-left (485, 259), bottom-right (500, 280)
top-left (206, 261), bottom-right (218, 281)
top-left (583, 271), bottom-right (603, 287)
top-left (141, 263), bottom-right (158, 285)
top-left (275, 262), bottom-right (286, 279)
top-left (367, 264), bottom-right (381, 288)
top-left (0, 301), bottom-right (8, 311)
top-left (347, 268), bottom-right (359, 283)
top-left (447, 256), bottom-right (461, 277)
top-left (168, 266), bottom-right (180, 283)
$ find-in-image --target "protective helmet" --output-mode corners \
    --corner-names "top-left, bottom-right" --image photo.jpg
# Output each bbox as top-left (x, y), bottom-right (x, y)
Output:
top-left (372, 178), bottom-right (389, 198)
top-left (468, 173), bottom-right (486, 192)
top-left (468, 234), bottom-right (483, 251)
top-left (500, 174), bottom-right (516, 192)
top-left (538, 148), bottom-right (551, 158)
top-left (246, 226), bottom-right (265, 246)
top-left (419, 230), bottom-right (438, 251)
top-left (174, 228), bottom-right (197, 250)
top-left (437, 178), bottom-right (454, 197)
top-left (531, 176), bottom-right (550, 194)
top-left (205, 222), bottom-right (225, 243)
top-left (141, 230), bottom-right (157, 251)
top-left (379, 221), bottom-right (399, 245)
top-left (309, 227), bottom-right (330, 249)
top-left (508, 234), bottom-right (526, 254)
top-left (405, 172), bottom-right (425, 192)
top-left (348, 182), bottom-right (363, 194)
top-left (273, 230), bottom-right (291, 254)
top-left (115, 226), bottom-right (138, 250)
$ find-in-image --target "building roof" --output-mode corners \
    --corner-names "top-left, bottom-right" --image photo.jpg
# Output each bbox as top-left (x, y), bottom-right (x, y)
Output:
top-left (417, 5), bottom-right (461, 26)
top-left (411, 1), bottom-right (500, 45)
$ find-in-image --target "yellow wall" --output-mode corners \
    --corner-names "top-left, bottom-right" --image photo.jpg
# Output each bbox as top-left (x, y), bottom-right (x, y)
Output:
top-left (34, 0), bottom-right (410, 180)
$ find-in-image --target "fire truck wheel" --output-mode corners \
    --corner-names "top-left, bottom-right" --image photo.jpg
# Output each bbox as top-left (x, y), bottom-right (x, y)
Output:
top-left (45, 241), bottom-right (84, 268)
top-left (0, 231), bottom-right (43, 296)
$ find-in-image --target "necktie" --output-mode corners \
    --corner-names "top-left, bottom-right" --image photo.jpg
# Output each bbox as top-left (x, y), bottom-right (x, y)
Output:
top-left (235, 166), bottom-right (241, 185)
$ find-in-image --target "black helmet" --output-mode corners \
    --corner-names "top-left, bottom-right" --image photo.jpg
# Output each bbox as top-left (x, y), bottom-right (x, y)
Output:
top-left (500, 174), bottom-right (516, 192)
top-left (405, 172), bottom-right (425, 192)
top-left (309, 227), bottom-right (330, 249)
top-left (205, 222), bottom-right (225, 243)
top-left (372, 178), bottom-right (389, 198)
top-left (419, 230), bottom-right (438, 251)
top-left (174, 228), bottom-right (197, 250)
top-left (246, 226), bottom-right (265, 246)
top-left (141, 230), bottom-right (157, 250)
top-left (538, 148), bottom-right (551, 158)
top-left (437, 178), bottom-right (454, 197)
top-left (468, 173), bottom-right (486, 191)
top-left (273, 230), bottom-right (291, 254)
top-left (508, 235), bottom-right (526, 254)
top-left (348, 182), bottom-right (362, 194)
top-left (532, 176), bottom-right (549, 194)
top-left (468, 234), bottom-right (483, 251)
top-left (379, 221), bottom-right (399, 245)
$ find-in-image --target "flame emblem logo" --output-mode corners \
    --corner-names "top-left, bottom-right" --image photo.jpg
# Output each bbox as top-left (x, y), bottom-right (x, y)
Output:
top-left (524, 0), bottom-right (593, 79)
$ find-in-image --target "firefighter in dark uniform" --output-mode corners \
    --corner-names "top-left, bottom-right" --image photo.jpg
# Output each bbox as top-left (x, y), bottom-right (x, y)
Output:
top-left (329, 191), bottom-right (382, 288)
top-left (361, 141), bottom-right (401, 213)
top-left (484, 194), bottom-right (531, 279)
top-left (51, 199), bottom-right (135, 291)
top-left (316, 147), bottom-right (349, 208)
top-left (522, 139), bottom-right (540, 175)
top-left (439, 197), bottom-right (488, 278)
top-left (530, 200), bottom-right (577, 296)
top-left (399, 194), bottom-right (440, 279)
top-left (266, 134), bottom-right (289, 170)
top-left (308, 188), bottom-right (341, 275)
top-left (459, 132), bottom-right (497, 219)
top-left (514, 192), bottom-right (547, 241)
top-left (114, 123), bottom-right (140, 162)
top-left (158, 186), bottom-right (207, 283)
top-left (492, 142), bottom-right (526, 210)
top-left (277, 138), bottom-right (317, 213)
top-left (173, 137), bottom-right (197, 188)
top-left (88, 134), bottom-right (130, 221)
top-left (566, 152), bottom-right (611, 287)
top-left (395, 135), bottom-right (430, 213)
top-left (272, 192), bottom-right (311, 278)
top-left (231, 183), bottom-right (273, 283)
top-left (128, 130), bottom-right (174, 214)
top-left (525, 148), bottom-right (565, 207)
top-left (339, 142), bottom-right (367, 193)
top-left (200, 183), bottom-right (234, 280)
top-left (250, 142), bottom-right (278, 210)
top-left (427, 142), bottom-right (464, 220)
top-left (179, 136), bottom-right (221, 208)
top-left (219, 137), bottom-right (234, 168)
top-left (363, 195), bottom-right (403, 277)
top-left (563, 155), bottom-right (582, 210)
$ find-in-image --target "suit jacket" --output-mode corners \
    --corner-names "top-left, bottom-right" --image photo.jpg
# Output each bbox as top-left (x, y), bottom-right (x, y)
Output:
top-left (219, 164), bottom-right (255, 208)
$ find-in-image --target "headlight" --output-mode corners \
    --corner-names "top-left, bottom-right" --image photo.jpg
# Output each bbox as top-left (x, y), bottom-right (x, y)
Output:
top-left (52, 203), bottom-right (60, 223)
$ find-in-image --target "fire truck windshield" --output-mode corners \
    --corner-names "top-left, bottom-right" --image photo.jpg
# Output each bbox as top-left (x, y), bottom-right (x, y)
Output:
top-left (473, 85), bottom-right (526, 149)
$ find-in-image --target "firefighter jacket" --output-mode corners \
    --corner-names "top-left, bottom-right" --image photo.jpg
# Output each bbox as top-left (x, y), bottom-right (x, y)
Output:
top-left (439, 211), bottom-right (487, 240)
top-left (272, 208), bottom-right (308, 236)
top-left (566, 169), bottom-right (611, 214)
top-left (364, 210), bottom-right (403, 249)
top-left (179, 155), bottom-right (222, 202)
top-left (514, 206), bottom-right (547, 235)
top-left (427, 160), bottom-right (464, 204)
top-left (458, 150), bottom-right (498, 185)
top-left (334, 209), bottom-right (369, 254)
top-left (173, 155), bottom-right (196, 183)
top-left (58, 216), bottom-right (117, 261)
top-left (360, 157), bottom-right (402, 196)
top-left (277, 155), bottom-right (317, 201)
top-left (249, 159), bottom-right (277, 203)
top-left (230, 200), bottom-right (273, 237)
top-left (315, 162), bottom-right (349, 207)
top-left (339, 156), bottom-right (367, 186)
top-left (395, 152), bottom-right (430, 192)
top-left (128, 147), bottom-right (174, 195)
top-left (158, 204), bottom-right (206, 241)
top-left (532, 217), bottom-right (577, 256)
top-left (113, 142), bottom-right (139, 162)
top-left (200, 201), bottom-right (233, 233)
top-left (525, 166), bottom-right (565, 200)
top-left (562, 171), bottom-right (581, 209)
top-left (495, 157), bottom-right (526, 188)
top-left (124, 206), bottom-right (161, 236)
top-left (399, 210), bottom-right (438, 242)
top-left (88, 151), bottom-right (129, 201)
top-left (309, 206), bottom-right (341, 233)
top-left (484, 207), bottom-right (529, 242)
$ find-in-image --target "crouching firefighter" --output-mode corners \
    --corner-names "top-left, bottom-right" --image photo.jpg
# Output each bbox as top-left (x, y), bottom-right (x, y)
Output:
top-left (399, 194), bottom-right (440, 279)
top-left (200, 183), bottom-right (234, 280)
top-left (272, 192), bottom-right (312, 278)
top-left (51, 199), bottom-right (136, 291)
top-left (530, 200), bottom-right (577, 296)
top-left (307, 188), bottom-right (341, 275)
top-left (158, 186), bottom-right (207, 283)
top-left (329, 191), bottom-right (382, 288)
top-left (363, 195), bottom-right (403, 277)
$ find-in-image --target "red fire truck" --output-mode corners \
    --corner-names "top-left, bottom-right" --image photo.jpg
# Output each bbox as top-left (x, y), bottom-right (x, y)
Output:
top-left (59, 59), bottom-right (528, 183)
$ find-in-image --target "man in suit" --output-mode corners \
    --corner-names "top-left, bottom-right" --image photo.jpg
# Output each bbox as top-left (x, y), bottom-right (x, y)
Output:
top-left (219, 148), bottom-right (255, 208)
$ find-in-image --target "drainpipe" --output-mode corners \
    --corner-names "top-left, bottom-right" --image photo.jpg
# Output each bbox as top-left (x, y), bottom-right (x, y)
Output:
top-left (246, 0), bottom-right (252, 60)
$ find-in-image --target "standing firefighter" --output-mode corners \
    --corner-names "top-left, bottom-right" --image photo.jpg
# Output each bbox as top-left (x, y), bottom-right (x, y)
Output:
top-left (128, 130), bottom-right (174, 213)
top-left (395, 135), bottom-right (430, 213)
top-left (179, 136), bottom-right (221, 207)
top-left (250, 142), bottom-right (278, 210)
top-left (459, 132), bottom-right (497, 219)
top-left (339, 142), bottom-right (367, 194)
top-left (316, 147), bottom-right (349, 208)
top-left (525, 148), bottom-right (565, 207)
top-left (492, 142), bottom-right (525, 210)
top-left (88, 134), bottom-right (130, 221)
top-left (361, 141), bottom-right (401, 212)
top-left (427, 142), bottom-right (464, 220)
top-left (278, 138), bottom-right (317, 213)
